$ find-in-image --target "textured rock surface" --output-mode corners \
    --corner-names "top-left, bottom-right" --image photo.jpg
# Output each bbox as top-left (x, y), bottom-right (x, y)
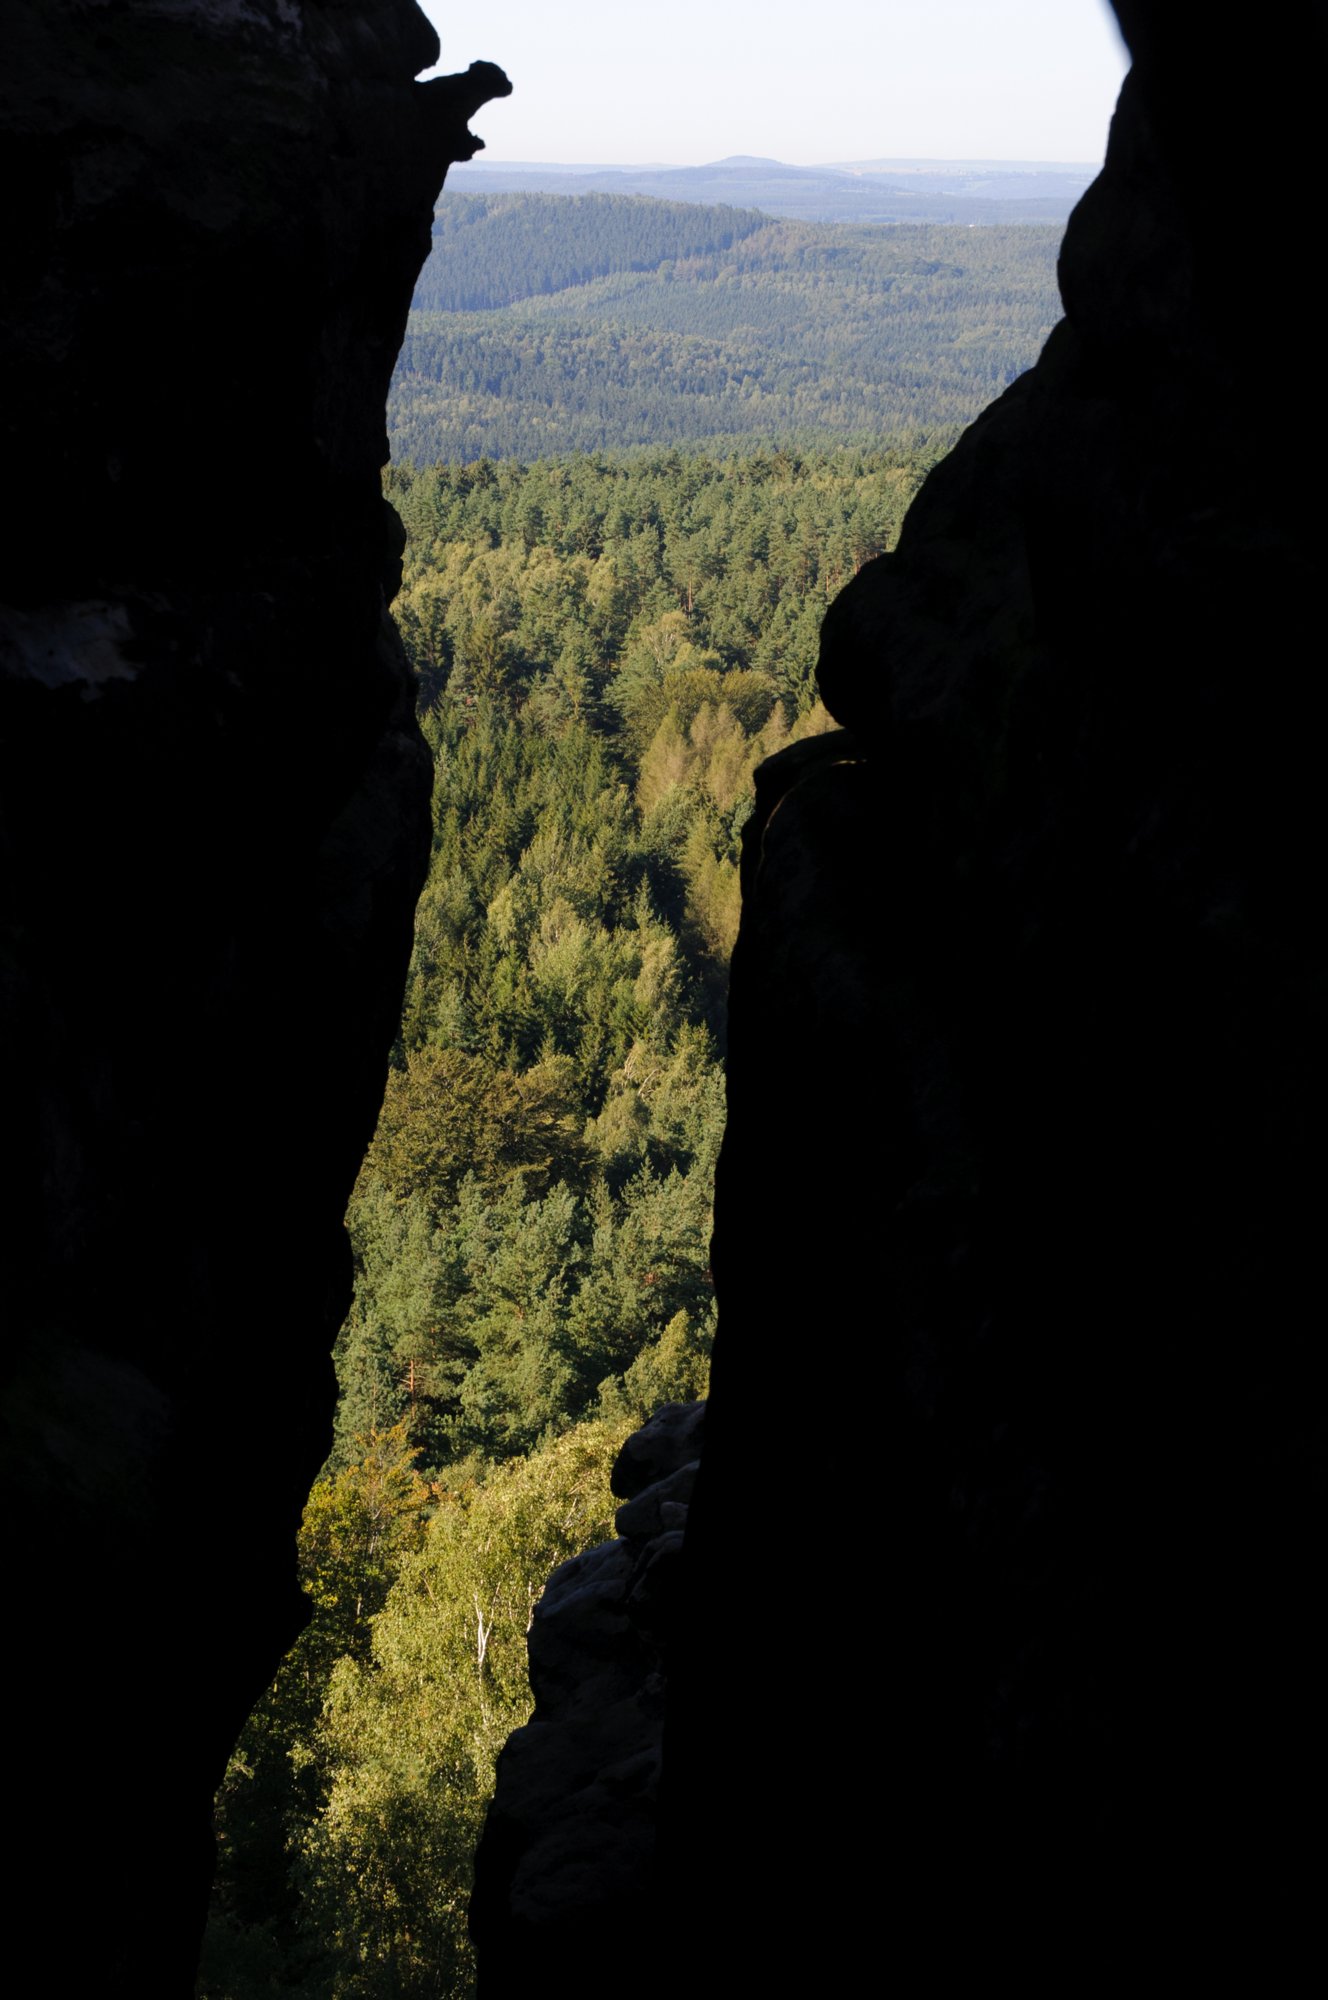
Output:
top-left (470, 1402), bottom-right (703, 1990)
top-left (479, 2), bottom-right (1328, 1987)
top-left (0, 5), bottom-right (507, 1988)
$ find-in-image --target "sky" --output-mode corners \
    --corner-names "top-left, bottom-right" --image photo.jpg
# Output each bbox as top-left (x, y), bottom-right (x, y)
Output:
top-left (417, 1), bottom-right (1130, 166)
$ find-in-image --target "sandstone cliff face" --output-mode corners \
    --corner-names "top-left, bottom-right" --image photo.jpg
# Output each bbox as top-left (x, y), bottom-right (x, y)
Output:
top-left (0, 6), bottom-right (506, 1987)
top-left (478, 2), bottom-right (1328, 1985)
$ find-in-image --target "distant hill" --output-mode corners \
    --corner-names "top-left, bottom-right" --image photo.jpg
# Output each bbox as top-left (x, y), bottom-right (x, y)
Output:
top-left (445, 153), bottom-right (1097, 225)
top-left (389, 193), bottom-right (1064, 462)
top-left (413, 193), bottom-right (770, 312)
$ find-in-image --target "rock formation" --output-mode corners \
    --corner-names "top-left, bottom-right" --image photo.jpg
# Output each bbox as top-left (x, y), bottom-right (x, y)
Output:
top-left (0, 5), bottom-right (506, 1988)
top-left (470, 1401), bottom-right (703, 1990)
top-left (478, 0), bottom-right (1328, 1985)
top-left (6, 0), bottom-right (1326, 1986)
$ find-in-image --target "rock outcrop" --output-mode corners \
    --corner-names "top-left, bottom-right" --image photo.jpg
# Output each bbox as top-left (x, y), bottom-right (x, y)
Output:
top-left (471, 1401), bottom-right (703, 1990)
top-left (673, 1), bottom-right (1328, 1979)
top-left (479, 1), bottom-right (1328, 1986)
top-left (0, 5), bottom-right (507, 1988)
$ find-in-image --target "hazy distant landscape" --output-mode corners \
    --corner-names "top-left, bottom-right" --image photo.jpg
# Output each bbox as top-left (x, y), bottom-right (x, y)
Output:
top-left (389, 190), bottom-right (1064, 461)
top-left (447, 151), bottom-right (1096, 223)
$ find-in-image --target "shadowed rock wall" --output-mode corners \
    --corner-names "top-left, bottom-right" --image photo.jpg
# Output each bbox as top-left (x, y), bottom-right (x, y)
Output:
top-left (477, 1), bottom-right (1328, 1986)
top-left (470, 1403), bottom-right (703, 1988)
top-left (674, 0), bottom-right (1328, 1977)
top-left (0, 5), bottom-right (506, 1987)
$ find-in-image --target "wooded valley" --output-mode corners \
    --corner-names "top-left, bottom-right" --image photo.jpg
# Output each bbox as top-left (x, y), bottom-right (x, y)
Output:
top-left (200, 195), bottom-right (1059, 1997)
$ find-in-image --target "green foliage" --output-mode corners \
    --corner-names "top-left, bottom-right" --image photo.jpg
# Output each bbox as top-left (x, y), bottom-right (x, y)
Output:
top-left (598, 1308), bottom-right (711, 1426)
top-left (199, 1423), bottom-right (653, 1998)
top-left (365, 1048), bottom-right (589, 1210)
top-left (388, 444), bottom-right (923, 715)
top-left (333, 446), bottom-right (893, 1471)
top-left (201, 1428), bottom-right (432, 1996)
top-left (205, 436), bottom-right (942, 1994)
top-left (339, 1112), bottom-right (721, 1470)
top-left (415, 192), bottom-right (770, 311)
top-left (391, 198), bottom-right (1061, 460)
top-left (296, 1420), bottom-right (630, 1998)
top-left (298, 1429), bottom-right (435, 1667)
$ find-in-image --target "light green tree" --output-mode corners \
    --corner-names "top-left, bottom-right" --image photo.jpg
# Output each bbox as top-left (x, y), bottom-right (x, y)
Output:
top-left (298, 1420), bottom-right (630, 1998)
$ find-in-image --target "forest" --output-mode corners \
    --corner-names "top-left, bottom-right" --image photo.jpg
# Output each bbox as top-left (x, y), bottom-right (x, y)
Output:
top-left (389, 193), bottom-right (1062, 460)
top-left (200, 195), bottom-right (1061, 2000)
top-left (198, 443), bottom-right (942, 1995)
top-left (412, 193), bottom-right (771, 310)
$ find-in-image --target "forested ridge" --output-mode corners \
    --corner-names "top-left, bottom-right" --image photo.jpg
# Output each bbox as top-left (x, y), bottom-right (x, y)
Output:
top-left (413, 193), bottom-right (771, 309)
top-left (444, 155), bottom-right (1094, 224)
top-left (389, 193), bottom-right (1062, 460)
top-left (199, 443), bottom-right (938, 1995)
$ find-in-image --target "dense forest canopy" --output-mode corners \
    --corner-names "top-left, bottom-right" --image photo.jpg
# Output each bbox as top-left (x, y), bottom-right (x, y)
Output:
top-left (202, 194), bottom-right (1062, 1997)
top-left (413, 193), bottom-right (771, 310)
top-left (389, 194), bottom-right (1062, 460)
top-left (201, 442), bottom-right (941, 1994)
top-left (343, 444), bottom-right (937, 1468)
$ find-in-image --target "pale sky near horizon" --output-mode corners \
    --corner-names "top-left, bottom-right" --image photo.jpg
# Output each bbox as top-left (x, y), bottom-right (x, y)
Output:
top-left (418, 1), bottom-right (1130, 166)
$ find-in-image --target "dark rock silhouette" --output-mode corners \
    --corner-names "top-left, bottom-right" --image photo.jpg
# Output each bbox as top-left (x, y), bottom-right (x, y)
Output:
top-left (4, 0), bottom-right (1325, 1985)
top-left (477, 0), bottom-right (1328, 1985)
top-left (0, 5), bottom-right (506, 1988)
top-left (470, 1402), bottom-right (703, 1990)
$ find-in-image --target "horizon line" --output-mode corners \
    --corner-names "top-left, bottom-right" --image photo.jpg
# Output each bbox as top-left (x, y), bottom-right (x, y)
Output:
top-left (456, 153), bottom-right (1101, 172)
